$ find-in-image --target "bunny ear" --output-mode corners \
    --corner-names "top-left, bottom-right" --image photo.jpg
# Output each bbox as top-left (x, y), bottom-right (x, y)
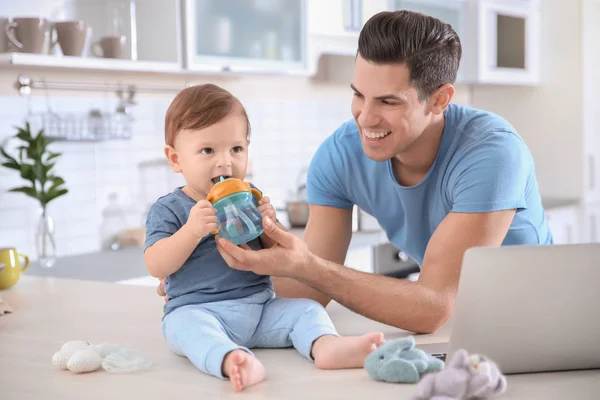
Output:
top-left (448, 349), bottom-right (469, 368)
top-left (404, 335), bottom-right (416, 350)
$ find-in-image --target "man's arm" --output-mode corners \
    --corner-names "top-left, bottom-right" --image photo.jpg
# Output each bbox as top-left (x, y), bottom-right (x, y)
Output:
top-left (273, 205), bottom-right (353, 307)
top-left (295, 209), bottom-right (516, 333)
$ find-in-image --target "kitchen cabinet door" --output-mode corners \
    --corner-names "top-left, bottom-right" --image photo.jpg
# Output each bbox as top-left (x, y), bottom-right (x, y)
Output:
top-left (582, 203), bottom-right (600, 243)
top-left (182, 0), bottom-right (307, 74)
top-left (545, 205), bottom-right (579, 245)
top-left (309, 0), bottom-right (361, 37)
top-left (464, 0), bottom-right (541, 85)
top-left (582, 0), bottom-right (600, 204)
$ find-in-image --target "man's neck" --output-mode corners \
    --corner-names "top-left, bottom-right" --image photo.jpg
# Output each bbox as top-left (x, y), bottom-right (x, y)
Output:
top-left (392, 113), bottom-right (446, 187)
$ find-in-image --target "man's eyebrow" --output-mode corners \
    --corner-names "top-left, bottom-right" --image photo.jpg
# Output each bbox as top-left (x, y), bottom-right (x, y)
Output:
top-left (350, 84), bottom-right (408, 101)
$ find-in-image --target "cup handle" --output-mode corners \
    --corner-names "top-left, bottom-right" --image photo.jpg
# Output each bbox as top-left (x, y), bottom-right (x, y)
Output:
top-left (5, 22), bottom-right (23, 50)
top-left (19, 253), bottom-right (30, 272)
top-left (91, 41), bottom-right (102, 57)
top-left (50, 25), bottom-right (58, 50)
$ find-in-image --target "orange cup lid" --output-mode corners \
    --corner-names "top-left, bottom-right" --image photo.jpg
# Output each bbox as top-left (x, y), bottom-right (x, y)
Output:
top-left (207, 177), bottom-right (253, 204)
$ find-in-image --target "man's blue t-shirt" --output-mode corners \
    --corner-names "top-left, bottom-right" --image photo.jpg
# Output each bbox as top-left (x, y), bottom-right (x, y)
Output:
top-left (145, 188), bottom-right (273, 317)
top-left (306, 103), bottom-right (552, 265)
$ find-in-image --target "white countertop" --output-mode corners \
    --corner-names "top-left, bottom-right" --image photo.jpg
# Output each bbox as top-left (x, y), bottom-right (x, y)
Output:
top-left (1, 276), bottom-right (599, 399)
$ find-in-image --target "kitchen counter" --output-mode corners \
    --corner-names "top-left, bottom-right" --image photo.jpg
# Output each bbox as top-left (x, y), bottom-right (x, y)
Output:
top-left (2, 276), bottom-right (599, 399)
top-left (541, 197), bottom-right (580, 209)
top-left (24, 229), bottom-right (389, 284)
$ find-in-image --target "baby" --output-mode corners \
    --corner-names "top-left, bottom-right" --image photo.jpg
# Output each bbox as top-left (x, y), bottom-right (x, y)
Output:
top-left (144, 84), bottom-right (384, 392)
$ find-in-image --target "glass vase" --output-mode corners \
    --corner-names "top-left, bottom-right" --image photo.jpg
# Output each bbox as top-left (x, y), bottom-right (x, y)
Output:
top-left (36, 207), bottom-right (57, 268)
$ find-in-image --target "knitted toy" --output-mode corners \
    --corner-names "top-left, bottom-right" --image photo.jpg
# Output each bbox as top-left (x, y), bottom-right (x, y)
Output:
top-left (0, 297), bottom-right (12, 316)
top-left (413, 349), bottom-right (507, 400)
top-left (52, 340), bottom-right (152, 374)
top-left (364, 336), bottom-right (445, 383)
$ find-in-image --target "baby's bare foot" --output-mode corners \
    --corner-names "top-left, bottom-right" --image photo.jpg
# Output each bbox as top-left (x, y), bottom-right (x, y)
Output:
top-left (312, 332), bottom-right (385, 370)
top-left (223, 350), bottom-right (266, 392)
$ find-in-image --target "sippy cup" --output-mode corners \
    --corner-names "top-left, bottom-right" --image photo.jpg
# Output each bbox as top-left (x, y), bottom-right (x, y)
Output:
top-left (207, 177), bottom-right (264, 245)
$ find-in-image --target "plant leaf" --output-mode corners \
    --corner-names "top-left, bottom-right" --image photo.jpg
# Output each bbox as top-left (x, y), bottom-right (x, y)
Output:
top-left (49, 176), bottom-right (65, 187)
top-left (20, 163), bottom-right (35, 182)
top-left (0, 147), bottom-right (17, 163)
top-left (44, 187), bottom-right (68, 205)
top-left (45, 151), bottom-right (61, 162)
top-left (33, 160), bottom-right (46, 184)
top-left (1, 161), bottom-right (21, 171)
top-left (16, 130), bottom-right (30, 143)
top-left (9, 186), bottom-right (38, 198)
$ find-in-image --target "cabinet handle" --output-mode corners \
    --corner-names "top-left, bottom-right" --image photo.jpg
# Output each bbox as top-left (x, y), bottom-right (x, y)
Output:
top-left (589, 154), bottom-right (595, 190)
top-left (343, 0), bottom-right (362, 31)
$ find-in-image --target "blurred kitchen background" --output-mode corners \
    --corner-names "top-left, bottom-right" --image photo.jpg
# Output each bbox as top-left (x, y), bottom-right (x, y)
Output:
top-left (0, 0), bottom-right (596, 282)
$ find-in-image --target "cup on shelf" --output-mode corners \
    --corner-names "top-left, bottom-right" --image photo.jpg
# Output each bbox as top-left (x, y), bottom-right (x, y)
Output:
top-left (5, 17), bottom-right (50, 54)
top-left (54, 20), bottom-right (90, 57)
top-left (92, 35), bottom-right (126, 59)
top-left (0, 17), bottom-right (10, 53)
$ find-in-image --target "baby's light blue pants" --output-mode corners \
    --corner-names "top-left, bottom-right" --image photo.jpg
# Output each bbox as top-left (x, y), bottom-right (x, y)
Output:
top-left (161, 289), bottom-right (339, 379)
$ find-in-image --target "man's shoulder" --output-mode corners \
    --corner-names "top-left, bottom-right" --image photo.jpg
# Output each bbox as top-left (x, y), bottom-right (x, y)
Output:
top-left (447, 103), bottom-right (520, 139)
top-left (318, 118), bottom-right (362, 156)
top-left (446, 104), bottom-right (528, 155)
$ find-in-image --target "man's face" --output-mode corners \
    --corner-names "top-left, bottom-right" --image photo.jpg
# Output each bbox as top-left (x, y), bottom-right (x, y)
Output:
top-left (351, 55), bottom-right (433, 162)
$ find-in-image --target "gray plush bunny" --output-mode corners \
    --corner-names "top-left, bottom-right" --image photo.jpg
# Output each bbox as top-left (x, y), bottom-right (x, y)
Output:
top-left (413, 349), bottom-right (507, 400)
top-left (364, 336), bottom-right (445, 384)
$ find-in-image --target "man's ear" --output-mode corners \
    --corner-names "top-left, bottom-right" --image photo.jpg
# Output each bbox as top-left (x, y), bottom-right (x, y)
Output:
top-left (428, 83), bottom-right (455, 115)
top-left (164, 145), bottom-right (182, 173)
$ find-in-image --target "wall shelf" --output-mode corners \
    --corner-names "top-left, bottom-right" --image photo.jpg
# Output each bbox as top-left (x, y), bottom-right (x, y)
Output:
top-left (0, 53), bottom-right (182, 74)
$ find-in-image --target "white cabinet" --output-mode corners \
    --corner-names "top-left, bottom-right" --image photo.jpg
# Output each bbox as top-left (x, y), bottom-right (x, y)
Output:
top-left (388, 0), bottom-right (540, 85)
top-left (306, 0), bottom-right (388, 74)
top-left (309, 0), bottom-right (360, 37)
top-left (463, 0), bottom-right (541, 85)
top-left (182, 0), bottom-right (307, 74)
top-left (582, 203), bottom-right (600, 243)
top-left (545, 204), bottom-right (579, 244)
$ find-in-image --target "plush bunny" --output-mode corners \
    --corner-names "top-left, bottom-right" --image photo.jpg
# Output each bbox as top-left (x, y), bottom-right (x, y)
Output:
top-left (52, 340), bottom-right (152, 374)
top-left (364, 336), bottom-right (445, 383)
top-left (0, 296), bottom-right (12, 316)
top-left (413, 349), bottom-right (507, 400)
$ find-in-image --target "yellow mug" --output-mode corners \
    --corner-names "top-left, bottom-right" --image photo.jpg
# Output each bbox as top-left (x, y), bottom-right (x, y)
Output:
top-left (0, 248), bottom-right (30, 290)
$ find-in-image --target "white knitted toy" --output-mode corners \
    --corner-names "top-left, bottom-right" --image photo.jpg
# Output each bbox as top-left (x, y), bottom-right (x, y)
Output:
top-left (52, 340), bottom-right (152, 374)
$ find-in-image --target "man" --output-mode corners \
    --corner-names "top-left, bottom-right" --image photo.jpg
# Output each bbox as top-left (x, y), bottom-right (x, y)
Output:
top-left (160, 11), bottom-right (552, 334)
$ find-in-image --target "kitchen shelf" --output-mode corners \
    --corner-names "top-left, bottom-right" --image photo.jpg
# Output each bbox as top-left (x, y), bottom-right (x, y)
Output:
top-left (0, 53), bottom-right (183, 74)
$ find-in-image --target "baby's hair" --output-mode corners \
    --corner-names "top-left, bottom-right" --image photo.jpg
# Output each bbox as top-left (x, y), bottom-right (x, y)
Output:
top-left (164, 83), bottom-right (251, 147)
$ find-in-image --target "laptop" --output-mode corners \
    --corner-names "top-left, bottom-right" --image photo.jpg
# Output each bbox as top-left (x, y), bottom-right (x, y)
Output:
top-left (417, 243), bottom-right (600, 374)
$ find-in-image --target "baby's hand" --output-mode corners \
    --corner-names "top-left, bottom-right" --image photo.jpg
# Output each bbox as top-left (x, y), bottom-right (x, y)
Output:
top-left (185, 199), bottom-right (218, 239)
top-left (257, 196), bottom-right (277, 222)
top-left (257, 196), bottom-right (277, 248)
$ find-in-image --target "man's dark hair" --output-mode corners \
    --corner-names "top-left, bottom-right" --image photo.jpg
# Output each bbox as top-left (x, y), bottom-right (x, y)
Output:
top-left (358, 10), bottom-right (462, 101)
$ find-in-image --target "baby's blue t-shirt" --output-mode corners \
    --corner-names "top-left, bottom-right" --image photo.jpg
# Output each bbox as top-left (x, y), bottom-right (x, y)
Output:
top-left (306, 103), bottom-right (552, 265)
top-left (145, 188), bottom-right (273, 317)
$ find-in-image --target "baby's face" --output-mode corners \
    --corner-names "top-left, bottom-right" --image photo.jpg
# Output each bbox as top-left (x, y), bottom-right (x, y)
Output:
top-left (168, 112), bottom-right (249, 199)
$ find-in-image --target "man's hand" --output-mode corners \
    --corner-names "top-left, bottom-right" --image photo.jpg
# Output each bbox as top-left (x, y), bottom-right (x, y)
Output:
top-left (217, 216), bottom-right (312, 277)
top-left (185, 199), bottom-right (218, 239)
top-left (257, 196), bottom-right (277, 248)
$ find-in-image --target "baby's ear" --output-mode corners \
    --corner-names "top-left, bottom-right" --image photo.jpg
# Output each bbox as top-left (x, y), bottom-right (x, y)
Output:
top-left (164, 145), bottom-right (182, 173)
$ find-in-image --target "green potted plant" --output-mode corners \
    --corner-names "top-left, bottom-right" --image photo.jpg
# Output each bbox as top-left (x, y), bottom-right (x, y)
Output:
top-left (0, 122), bottom-right (68, 267)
